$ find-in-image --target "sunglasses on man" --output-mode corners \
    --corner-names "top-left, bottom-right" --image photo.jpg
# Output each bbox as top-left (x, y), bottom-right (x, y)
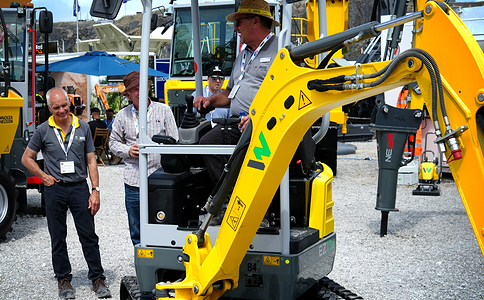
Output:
top-left (210, 75), bottom-right (225, 81)
top-left (235, 16), bottom-right (254, 27)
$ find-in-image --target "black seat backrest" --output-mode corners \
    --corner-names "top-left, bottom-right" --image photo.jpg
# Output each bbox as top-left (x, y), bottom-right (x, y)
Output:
top-left (290, 129), bottom-right (317, 173)
top-left (152, 135), bottom-right (191, 173)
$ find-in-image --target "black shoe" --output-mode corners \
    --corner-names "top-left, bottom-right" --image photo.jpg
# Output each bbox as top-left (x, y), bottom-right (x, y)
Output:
top-left (92, 278), bottom-right (112, 298)
top-left (58, 278), bottom-right (75, 299)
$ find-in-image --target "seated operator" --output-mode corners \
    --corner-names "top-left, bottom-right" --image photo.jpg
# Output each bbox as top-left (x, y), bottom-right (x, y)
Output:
top-left (191, 66), bottom-right (231, 126)
top-left (193, 0), bottom-right (280, 188)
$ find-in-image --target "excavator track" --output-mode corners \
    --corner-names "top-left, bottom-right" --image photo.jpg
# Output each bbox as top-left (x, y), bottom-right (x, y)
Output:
top-left (120, 276), bottom-right (363, 300)
top-left (120, 276), bottom-right (144, 300)
top-left (298, 277), bottom-right (364, 300)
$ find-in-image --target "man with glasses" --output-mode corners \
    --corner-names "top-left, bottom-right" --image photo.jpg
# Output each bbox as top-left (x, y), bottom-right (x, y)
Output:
top-left (194, 0), bottom-right (280, 188)
top-left (191, 66), bottom-right (231, 124)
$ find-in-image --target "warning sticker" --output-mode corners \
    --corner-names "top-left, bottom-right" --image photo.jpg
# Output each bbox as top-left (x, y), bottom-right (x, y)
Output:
top-left (0, 115), bottom-right (13, 124)
top-left (298, 90), bottom-right (312, 110)
top-left (137, 248), bottom-right (154, 259)
top-left (263, 255), bottom-right (280, 266)
top-left (226, 196), bottom-right (246, 231)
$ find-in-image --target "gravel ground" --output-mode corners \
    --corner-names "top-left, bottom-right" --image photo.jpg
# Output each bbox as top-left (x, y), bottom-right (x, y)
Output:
top-left (1, 139), bottom-right (483, 299)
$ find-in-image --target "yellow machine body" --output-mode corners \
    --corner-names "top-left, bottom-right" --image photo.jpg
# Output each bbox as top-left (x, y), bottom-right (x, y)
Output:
top-left (156, 2), bottom-right (484, 299)
top-left (0, 91), bottom-right (24, 155)
top-left (305, 0), bottom-right (349, 128)
top-left (419, 161), bottom-right (439, 181)
top-left (305, 0), bottom-right (349, 67)
top-left (308, 163), bottom-right (334, 238)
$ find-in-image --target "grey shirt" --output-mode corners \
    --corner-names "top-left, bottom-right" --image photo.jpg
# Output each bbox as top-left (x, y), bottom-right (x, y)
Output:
top-left (227, 35), bottom-right (279, 116)
top-left (28, 115), bottom-right (95, 182)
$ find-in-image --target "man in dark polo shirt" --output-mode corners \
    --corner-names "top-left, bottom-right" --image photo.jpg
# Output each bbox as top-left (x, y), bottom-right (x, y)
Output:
top-left (88, 107), bottom-right (108, 147)
top-left (21, 87), bottom-right (112, 299)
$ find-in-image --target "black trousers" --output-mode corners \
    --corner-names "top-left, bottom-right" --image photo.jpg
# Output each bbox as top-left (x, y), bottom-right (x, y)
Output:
top-left (44, 180), bottom-right (105, 282)
top-left (199, 123), bottom-right (242, 187)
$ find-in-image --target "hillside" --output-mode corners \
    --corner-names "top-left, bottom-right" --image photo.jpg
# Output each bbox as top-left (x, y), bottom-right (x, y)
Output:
top-left (36, 1), bottom-right (374, 59)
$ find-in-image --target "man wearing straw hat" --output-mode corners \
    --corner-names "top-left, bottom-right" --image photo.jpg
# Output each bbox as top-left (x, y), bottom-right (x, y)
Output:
top-left (194, 0), bottom-right (280, 187)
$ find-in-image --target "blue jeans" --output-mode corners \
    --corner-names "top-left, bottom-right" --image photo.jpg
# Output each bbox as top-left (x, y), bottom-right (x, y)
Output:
top-left (125, 184), bottom-right (140, 245)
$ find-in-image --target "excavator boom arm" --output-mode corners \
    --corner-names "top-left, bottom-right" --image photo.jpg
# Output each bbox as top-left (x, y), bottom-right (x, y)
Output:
top-left (158, 2), bottom-right (484, 299)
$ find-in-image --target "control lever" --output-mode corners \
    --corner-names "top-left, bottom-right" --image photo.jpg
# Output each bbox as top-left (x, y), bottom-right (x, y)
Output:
top-left (180, 94), bottom-right (199, 129)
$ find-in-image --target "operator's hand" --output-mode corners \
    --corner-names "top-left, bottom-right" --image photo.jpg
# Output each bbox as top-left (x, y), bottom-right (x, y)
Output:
top-left (88, 191), bottom-right (100, 216)
top-left (129, 144), bottom-right (139, 158)
top-left (42, 174), bottom-right (59, 187)
top-left (194, 95), bottom-right (210, 112)
top-left (239, 115), bottom-right (250, 133)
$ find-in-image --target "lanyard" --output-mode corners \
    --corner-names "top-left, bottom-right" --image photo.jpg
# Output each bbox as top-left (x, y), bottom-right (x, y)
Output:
top-left (132, 103), bottom-right (153, 137)
top-left (53, 116), bottom-right (76, 160)
top-left (237, 32), bottom-right (273, 83)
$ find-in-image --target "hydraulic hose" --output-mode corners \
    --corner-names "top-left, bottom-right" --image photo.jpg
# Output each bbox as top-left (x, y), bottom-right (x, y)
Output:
top-left (318, 31), bottom-right (366, 70)
top-left (308, 49), bottom-right (440, 123)
top-left (195, 122), bottom-right (252, 245)
top-left (308, 47), bottom-right (459, 158)
top-left (406, 49), bottom-right (447, 121)
top-left (317, 43), bottom-right (345, 70)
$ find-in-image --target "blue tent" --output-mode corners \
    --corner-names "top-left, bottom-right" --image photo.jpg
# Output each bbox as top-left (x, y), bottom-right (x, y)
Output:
top-left (37, 51), bottom-right (167, 77)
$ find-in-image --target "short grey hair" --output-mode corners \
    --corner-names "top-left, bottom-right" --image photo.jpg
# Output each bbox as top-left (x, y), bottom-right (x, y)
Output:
top-left (46, 87), bottom-right (69, 107)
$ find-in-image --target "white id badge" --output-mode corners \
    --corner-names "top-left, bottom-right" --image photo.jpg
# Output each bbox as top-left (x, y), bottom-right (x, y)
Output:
top-left (60, 161), bottom-right (75, 174)
top-left (228, 84), bottom-right (240, 99)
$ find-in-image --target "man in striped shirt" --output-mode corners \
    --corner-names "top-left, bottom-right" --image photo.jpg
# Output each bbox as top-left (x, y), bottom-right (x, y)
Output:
top-left (109, 71), bottom-right (179, 245)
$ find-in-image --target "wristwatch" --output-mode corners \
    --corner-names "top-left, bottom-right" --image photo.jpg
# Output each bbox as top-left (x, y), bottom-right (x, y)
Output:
top-left (92, 187), bottom-right (100, 192)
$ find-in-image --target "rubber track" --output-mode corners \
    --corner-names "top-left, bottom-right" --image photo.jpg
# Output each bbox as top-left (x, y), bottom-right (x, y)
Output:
top-left (299, 277), bottom-right (364, 300)
top-left (120, 276), bottom-right (363, 300)
top-left (317, 277), bottom-right (364, 300)
top-left (120, 276), bottom-right (143, 300)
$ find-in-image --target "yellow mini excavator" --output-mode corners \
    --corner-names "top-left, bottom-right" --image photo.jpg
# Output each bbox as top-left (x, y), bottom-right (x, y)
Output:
top-left (90, 0), bottom-right (484, 299)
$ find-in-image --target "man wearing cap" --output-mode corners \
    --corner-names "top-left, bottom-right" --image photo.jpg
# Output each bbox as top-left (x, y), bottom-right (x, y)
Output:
top-left (191, 66), bottom-right (231, 123)
top-left (109, 71), bottom-right (178, 245)
top-left (21, 87), bottom-right (111, 299)
top-left (194, 0), bottom-right (280, 186)
top-left (36, 87), bottom-right (51, 125)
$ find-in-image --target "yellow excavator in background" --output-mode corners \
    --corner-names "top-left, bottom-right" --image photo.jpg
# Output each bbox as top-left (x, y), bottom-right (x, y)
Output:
top-left (0, 3), bottom-right (53, 239)
top-left (301, 0), bottom-right (350, 130)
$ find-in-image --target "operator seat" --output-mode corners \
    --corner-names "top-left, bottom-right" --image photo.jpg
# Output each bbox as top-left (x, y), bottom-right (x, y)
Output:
top-left (148, 135), bottom-right (212, 228)
top-left (147, 96), bottom-right (213, 228)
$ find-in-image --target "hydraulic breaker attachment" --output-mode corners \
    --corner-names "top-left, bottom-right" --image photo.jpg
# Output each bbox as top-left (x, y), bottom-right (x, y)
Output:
top-left (370, 101), bottom-right (423, 236)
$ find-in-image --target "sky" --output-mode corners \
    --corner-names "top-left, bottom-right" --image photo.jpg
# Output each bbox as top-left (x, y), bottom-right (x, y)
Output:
top-left (30, 0), bottom-right (171, 23)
